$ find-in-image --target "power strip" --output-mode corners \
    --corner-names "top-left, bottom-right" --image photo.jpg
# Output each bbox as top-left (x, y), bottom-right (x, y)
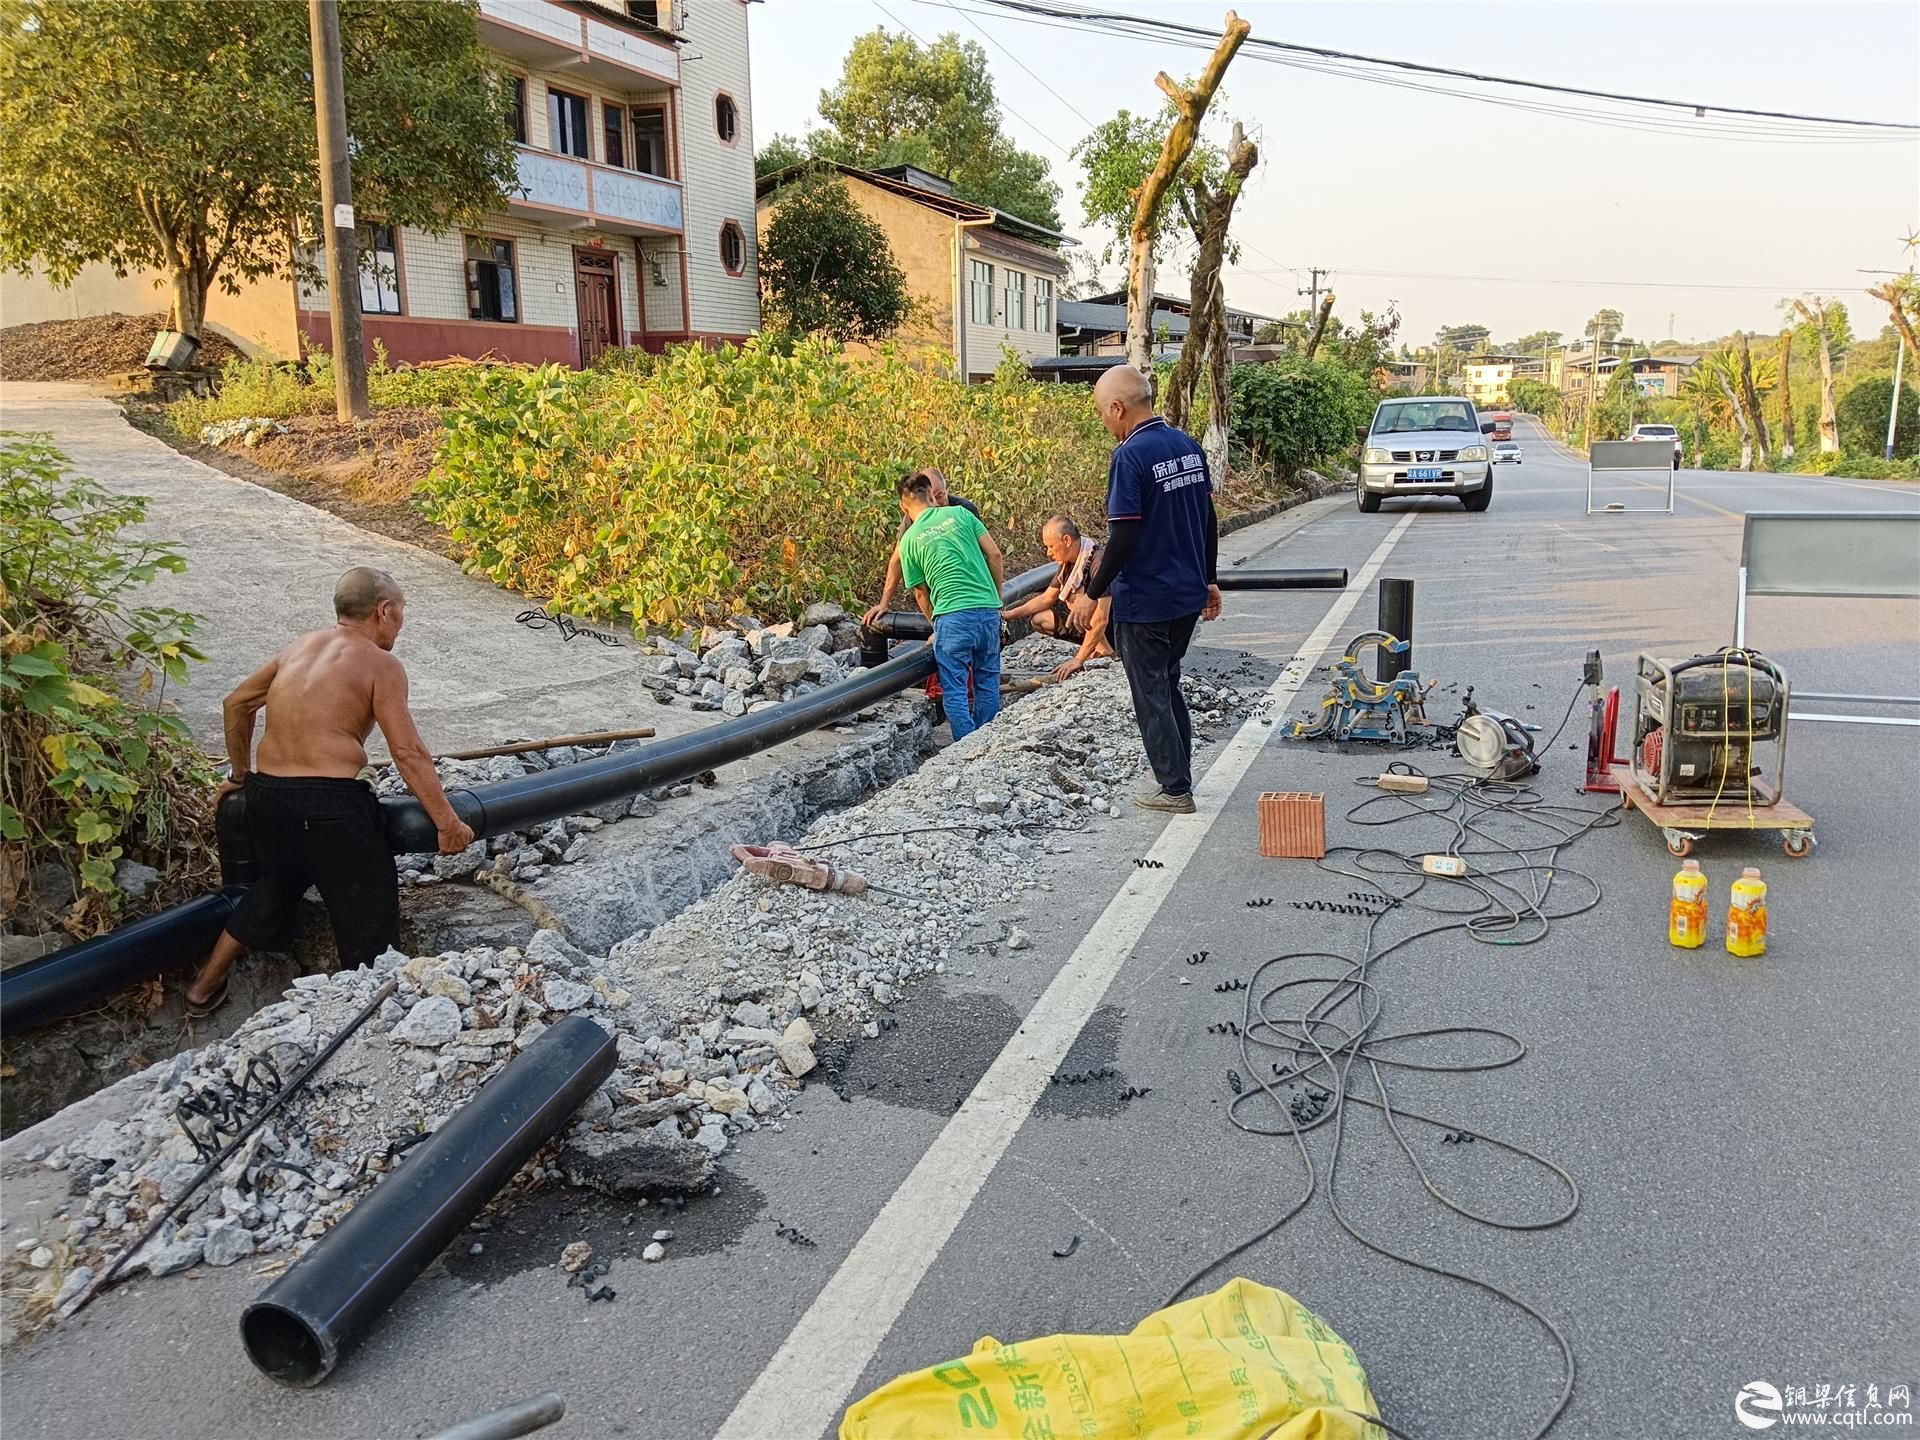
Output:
top-left (1420, 854), bottom-right (1468, 877)
top-left (1377, 774), bottom-right (1430, 794)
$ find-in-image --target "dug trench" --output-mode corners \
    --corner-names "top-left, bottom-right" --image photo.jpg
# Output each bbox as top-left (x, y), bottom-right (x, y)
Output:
top-left (0, 634), bottom-right (1276, 1350)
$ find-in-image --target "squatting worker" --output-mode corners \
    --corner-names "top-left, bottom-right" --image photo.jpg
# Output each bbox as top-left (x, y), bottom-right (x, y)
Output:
top-left (1070, 365), bottom-right (1222, 815)
top-left (1002, 514), bottom-right (1114, 683)
top-left (862, 466), bottom-right (981, 629)
top-left (183, 567), bottom-right (476, 1012)
top-left (897, 470), bottom-right (1008, 740)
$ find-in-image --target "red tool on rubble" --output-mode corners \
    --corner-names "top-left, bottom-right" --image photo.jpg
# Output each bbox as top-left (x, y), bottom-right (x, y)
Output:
top-left (730, 842), bottom-right (870, 896)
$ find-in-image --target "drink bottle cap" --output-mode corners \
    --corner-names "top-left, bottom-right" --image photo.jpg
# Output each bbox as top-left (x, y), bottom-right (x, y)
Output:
top-left (1681, 859), bottom-right (1701, 871)
top-left (1742, 866), bottom-right (1761, 877)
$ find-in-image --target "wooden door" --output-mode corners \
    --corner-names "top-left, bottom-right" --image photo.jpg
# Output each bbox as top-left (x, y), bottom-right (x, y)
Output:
top-left (573, 251), bottom-right (619, 368)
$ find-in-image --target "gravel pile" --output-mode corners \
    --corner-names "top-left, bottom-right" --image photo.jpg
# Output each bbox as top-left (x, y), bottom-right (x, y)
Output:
top-left (640, 602), bottom-right (866, 717)
top-left (25, 639), bottom-right (1270, 1310)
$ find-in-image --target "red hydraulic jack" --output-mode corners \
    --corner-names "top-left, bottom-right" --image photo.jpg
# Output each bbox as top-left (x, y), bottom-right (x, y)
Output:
top-left (1580, 649), bottom-right (1626, 794)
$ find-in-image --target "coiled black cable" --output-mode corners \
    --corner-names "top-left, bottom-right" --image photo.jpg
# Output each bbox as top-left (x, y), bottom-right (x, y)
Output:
top-left (1167, 763), bottom-right (1620, 1440)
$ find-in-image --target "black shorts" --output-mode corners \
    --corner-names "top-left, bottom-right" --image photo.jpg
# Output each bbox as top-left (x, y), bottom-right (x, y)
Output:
top-left (225, 774), bottom-right (399, 969)
top-left (1047, 600), bottom-right (1086, 641)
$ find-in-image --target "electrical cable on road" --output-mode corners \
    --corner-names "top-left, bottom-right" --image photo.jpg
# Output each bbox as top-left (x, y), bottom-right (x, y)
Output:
top-left (1163, 758), bottom-right (1623, 1440)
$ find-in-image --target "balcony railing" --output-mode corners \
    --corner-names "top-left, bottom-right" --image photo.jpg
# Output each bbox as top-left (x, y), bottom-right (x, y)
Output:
top-left (478, 0), bottom-right (678, 86)
top-left (510, 146), bottom-right (683, 234)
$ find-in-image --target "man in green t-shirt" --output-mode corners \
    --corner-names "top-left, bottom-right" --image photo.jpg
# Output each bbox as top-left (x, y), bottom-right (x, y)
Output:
top-left (897, 469), bottom-right (1006, 739)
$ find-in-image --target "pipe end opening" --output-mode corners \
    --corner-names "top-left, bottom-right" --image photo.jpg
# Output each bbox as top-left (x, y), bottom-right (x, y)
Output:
top-left (241, 1303), bottom-right (329, 1386)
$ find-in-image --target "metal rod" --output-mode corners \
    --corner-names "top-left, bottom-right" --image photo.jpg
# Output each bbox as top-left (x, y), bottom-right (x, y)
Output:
top-left (1790, 692), bottom-right (1920, 705)
top-left (241, 1015), bottom-right (615, 1385)
top-left (1789, 713), bottom-right (1920, 726)
top-left (66, 978), bottom-right (399, 1319)
top-left (438, 727), bottom-right (657, 761)
top-left (427, 1394), bottom-right (567, 1440)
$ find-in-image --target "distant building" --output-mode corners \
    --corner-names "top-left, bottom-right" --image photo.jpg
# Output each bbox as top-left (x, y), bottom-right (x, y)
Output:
top-left (1055, 300), bottom-right (1189, 360)
top-left (755, 161), bottom-right (1069, 382)
top-left (1461, 355), bottom-right (1527, 407)
top-left (1553, 349), bottom-right (1697, 398)
top-left (1063, 289), bottom-right (1276, 354)
top-left (1379, 360), bottom-right (1431, 394)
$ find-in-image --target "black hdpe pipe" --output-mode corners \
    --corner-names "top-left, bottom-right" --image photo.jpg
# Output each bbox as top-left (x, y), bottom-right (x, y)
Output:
top-left (0, 564), bottom-right (1057, 1038)
top-left (861, 567), bottom-right (1351, 643)
top-left (241, 1014), bottom-right (615, 1386)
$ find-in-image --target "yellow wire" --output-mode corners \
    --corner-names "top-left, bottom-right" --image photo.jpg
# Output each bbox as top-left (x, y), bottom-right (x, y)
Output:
top-left (1704, 648), bottom-right (1760, 828)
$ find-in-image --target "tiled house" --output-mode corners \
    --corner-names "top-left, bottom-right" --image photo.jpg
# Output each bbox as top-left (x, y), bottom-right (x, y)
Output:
top-left (3, 0), bottom-right (760, 366)
top-left (755, 162), bottom-right (1068, 382)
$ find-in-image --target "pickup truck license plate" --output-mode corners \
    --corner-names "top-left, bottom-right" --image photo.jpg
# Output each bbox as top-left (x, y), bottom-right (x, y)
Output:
top-left (1408, 467), bottom-right (1443, 481)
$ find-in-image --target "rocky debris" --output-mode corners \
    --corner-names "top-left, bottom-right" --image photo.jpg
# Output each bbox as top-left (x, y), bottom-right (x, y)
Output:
top-left (200, 416), bottom-right (287, 449)
top-left (560, 1241), bottom-right (593, 1273)
top-left (111, 860), bottom-right (162, 901)
top-left (642, 1241), bottom-right (666, 1263)
top-left (556, 1128), bottom-right (716, 1199)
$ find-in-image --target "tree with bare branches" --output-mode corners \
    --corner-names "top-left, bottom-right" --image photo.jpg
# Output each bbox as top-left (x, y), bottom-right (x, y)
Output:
top-left (1787, 296), bottom-right (1841, 453)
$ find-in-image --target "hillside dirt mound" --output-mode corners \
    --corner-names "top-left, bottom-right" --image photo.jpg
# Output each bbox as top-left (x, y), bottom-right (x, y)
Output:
top-left (0, 312), bottom-right (242, 382)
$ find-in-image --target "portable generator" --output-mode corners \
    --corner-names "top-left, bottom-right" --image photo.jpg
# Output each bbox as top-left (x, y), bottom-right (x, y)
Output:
top-left (1630, 650), bottom-right (1789, 805)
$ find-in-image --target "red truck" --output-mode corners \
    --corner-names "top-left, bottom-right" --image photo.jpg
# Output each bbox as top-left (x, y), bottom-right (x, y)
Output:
top-left (1489, 412), bottom-right (1513, 442)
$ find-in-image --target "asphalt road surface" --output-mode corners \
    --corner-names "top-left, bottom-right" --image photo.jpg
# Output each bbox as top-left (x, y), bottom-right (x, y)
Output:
top-left (6, 426), bottom-right (1916, 1440)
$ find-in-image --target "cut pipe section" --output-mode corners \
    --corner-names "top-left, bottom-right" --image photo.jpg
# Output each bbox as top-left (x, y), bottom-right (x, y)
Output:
top-left (241, 1015), bottom-right (615, 1386)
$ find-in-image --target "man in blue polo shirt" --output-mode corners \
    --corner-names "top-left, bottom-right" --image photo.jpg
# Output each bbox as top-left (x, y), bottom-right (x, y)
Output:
top-left (1069, 365), bottom-right (1221, 813)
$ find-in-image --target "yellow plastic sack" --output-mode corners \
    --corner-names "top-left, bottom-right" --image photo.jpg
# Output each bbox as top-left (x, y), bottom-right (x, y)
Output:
top-left (842, 1277), bottom-right (1383, 1440)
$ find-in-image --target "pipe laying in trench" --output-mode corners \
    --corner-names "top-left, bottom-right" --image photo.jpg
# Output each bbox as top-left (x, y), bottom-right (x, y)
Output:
top-left (0, 564), bottom-right (1058, 1038)
top-left (240, 1014), bottom-right (615, 1385)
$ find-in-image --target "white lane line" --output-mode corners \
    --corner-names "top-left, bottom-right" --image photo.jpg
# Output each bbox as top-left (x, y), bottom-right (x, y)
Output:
top-left (714, 512), bottom-right (1420, 1440)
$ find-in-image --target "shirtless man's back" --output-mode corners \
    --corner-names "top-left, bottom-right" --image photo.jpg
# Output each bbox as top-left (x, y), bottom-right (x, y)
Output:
top-left (186, 567), bottom-right (474, 1010)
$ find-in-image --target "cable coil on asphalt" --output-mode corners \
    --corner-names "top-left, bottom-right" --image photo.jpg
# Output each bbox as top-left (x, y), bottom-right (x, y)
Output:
top-left (1168, 758), bottom-right (1621, 1440)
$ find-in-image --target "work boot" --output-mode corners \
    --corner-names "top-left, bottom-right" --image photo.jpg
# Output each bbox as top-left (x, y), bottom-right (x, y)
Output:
top-left (1135, 789), bottom-right (1197, 815)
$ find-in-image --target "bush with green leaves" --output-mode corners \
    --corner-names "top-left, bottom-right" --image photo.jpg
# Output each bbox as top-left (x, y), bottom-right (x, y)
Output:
top-left (418, 337), bottom-right (1113, 626)
top-left (760, 172), bottom-right (914, 344)
top-left (1834, 376), bottom-right (1918, 459)
top-left (1, 434), bottom-right (218, 934)
top-left (168, 349), bottom-right (512, 433)
top-left (1227, 356), bottom-right (1377, 477)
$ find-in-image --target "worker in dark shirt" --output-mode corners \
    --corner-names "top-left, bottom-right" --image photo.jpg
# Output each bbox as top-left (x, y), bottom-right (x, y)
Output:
top-left (1069, 366), bottom-right (1221, 814)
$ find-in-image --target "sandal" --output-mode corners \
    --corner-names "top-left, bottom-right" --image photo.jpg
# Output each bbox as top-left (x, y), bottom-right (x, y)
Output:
top-left (184, 978), bottom-right (230, 1018)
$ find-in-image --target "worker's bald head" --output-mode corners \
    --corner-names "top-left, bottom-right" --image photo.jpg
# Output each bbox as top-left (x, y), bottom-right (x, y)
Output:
top-left (1093, 364), bottom-right (1155, 439)
top-left (334, 566), bottom-right (403, 621)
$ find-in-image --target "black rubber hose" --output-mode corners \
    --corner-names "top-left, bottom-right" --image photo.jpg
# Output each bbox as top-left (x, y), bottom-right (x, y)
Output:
top-left (240, 1014), bottom-right (615, 1386)
top-left (863, 568), bottom-right (1351, 643)
top-left (0, 889), bottom-right (243, 1036)
top-left (380, 561), bottom-right (1059, 852)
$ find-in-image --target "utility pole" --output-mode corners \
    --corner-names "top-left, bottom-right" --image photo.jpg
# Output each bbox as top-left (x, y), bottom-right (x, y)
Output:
top-left (310, 0), bottom-right (370, 422)
top-left (1298, 267), bottom-right (1328, 314)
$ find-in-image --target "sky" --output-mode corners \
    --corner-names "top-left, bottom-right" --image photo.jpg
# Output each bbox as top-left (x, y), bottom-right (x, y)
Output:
top-left (746, 0), bottom-right (1920, 350)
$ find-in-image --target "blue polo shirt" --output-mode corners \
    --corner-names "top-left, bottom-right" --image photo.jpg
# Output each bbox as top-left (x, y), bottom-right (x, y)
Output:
top-left (1104, 417), bottom-right (1213, 623)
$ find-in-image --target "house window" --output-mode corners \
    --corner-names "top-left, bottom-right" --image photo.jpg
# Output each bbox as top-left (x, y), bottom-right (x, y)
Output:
top-left (506, 75), bottom-right (527, 145)
top-left (969, 260), bottom-right (994, 324)
top-left (714, 92), bottom-right (738, 144)
top-left (1033, 278), bottom-right (1053, 334)
top-left (603, 102), bottom-right (626, 169)
top-left (465, 237), bottom-right (518, 322)
top-left (1003, 270), bottom-right (1025, 330)
top-left (631, 106), bottom-right (668, 176)
top-left (719, 221), bottom-right (745, 276)
top-left (626, 0), bottom-right (660, 26)
top-left (549, 88), bottom-right (590, 159)
top-left (357, 224), bottom-right (402, 315)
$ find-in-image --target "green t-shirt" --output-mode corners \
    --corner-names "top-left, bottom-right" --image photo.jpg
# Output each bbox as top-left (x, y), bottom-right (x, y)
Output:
top-left (898, 505), bottom-right (1000, 617)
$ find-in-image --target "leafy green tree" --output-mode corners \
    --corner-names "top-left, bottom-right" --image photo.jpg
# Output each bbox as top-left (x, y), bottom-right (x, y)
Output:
top-left (0, 0), bottom-right (517, 340)
top-left (1585, 309), bottom-right (1624, 346)
top-left (758, 173), bottom-right (912, 344)
top-left (811, 29), bottom-right (1060, 229)
top-left (1510, 329), bottom-right (1562, 355)
top-left (1228, 355), bottom-right (1376, 476)
top-left (1074, 103), bottom-right (1239, 271)
top-left (1507, 376), bottom-right (1560, 421)
top-left (1836, 377), bottom-right (1918, 457)
top-left (756, 133), bottom-right (812, 178)
top-left (1435, 323), bottom-right (1490, 351)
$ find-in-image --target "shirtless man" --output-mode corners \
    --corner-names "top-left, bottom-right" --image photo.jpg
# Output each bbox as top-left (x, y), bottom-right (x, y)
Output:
top-left (1000, 514), bottom-right (1114, 683)
top-left (184, 567), bottom-right (474, 1010)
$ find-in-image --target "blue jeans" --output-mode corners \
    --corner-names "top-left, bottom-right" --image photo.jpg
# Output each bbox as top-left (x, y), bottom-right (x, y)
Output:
top-left (932, 607), bottom-right (1001, 739)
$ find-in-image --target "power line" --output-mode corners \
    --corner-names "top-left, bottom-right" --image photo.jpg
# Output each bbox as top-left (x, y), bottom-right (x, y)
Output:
top-left (972, 0), bottom-right (1920, 135)
top-left (1229, 266), bottom-right (1872, 294)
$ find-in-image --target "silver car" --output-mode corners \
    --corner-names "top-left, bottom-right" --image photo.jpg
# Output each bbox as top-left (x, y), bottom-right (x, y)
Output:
top-left (1629, 423), bottom-right (1683, 469)
top-left (1358, 396), bottom-right (1495, 512)
top-left (1492, 441), bottom-right (1523, 465)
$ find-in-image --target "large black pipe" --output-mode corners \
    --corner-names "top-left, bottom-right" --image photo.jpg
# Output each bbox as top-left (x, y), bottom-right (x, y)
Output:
top-left (1, 564), bottom-right (1058, 1038)
top-left (862, 567), bottom-right (1351, 642)
top-left (241, 1014), bottom-right (615, 1386)
top-left (0, 889), bottom-right (242, 1036)
top-left (1379, 578), bottom-right (1414, 683)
